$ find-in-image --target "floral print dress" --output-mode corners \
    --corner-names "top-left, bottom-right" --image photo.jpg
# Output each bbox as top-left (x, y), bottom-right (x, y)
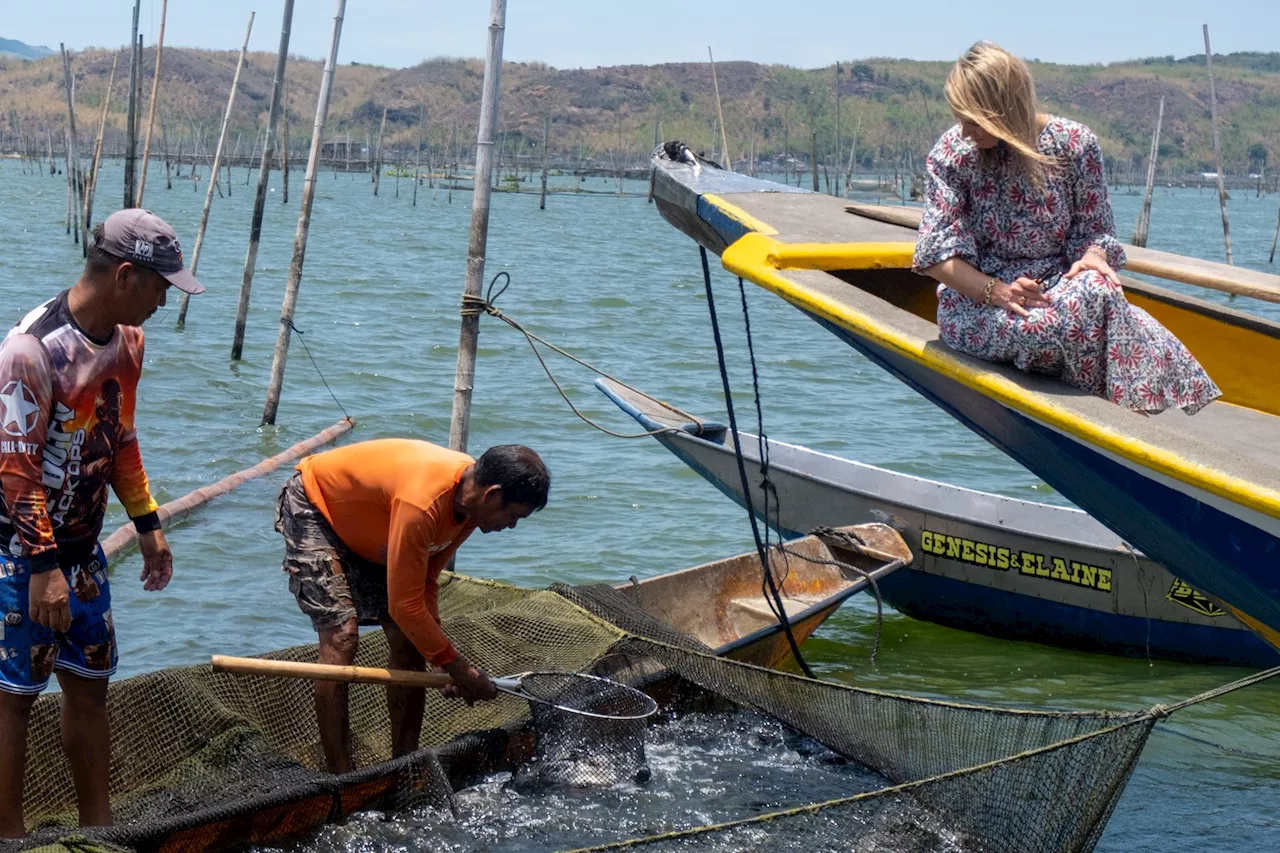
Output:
top-left (912, 117), bottom-right (1220, 414)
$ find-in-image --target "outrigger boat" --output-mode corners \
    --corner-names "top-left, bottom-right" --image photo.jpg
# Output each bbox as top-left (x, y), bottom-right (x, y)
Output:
top-left (599, 378), bottom-right (1279, 667)
top-left (648, 145), bottom-right (1280, 642)
top-left (15, 528), bottom-right (906, 852)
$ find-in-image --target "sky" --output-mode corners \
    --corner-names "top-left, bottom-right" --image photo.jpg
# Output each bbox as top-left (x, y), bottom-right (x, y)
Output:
top-left (3, 0), bottom-right (1276, 70)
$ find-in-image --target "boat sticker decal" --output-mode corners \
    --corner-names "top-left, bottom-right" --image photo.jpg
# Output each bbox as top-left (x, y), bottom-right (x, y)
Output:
top-left (1167, 579), bottom-right (1227, 617)
top-left (920, 529), bottom-right (1112, 592)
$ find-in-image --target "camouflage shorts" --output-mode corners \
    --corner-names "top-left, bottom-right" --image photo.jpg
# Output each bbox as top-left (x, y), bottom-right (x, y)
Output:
top-left (275, 472), bottom-right (389, 632)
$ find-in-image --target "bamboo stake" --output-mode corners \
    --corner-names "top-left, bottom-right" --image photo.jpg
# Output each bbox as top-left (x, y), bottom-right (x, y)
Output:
top-left (161, 110), bottom-right (172, 189)
top-left (539, 113), bottom-right (549, 210)
top-left (1132, 96), bottom-right (1164, 248)
top-left (708, 47), bottom-right (732, 172)
top-left (58, 45), bottom-right (84, 248)
top-left (1269, 206), bottom-right (1279, 264)
top-left (1203, 25), bottom-right (1233, 265)
top-left (372, 106), bottom-right (387, 196)
top-left (136, 0), bottom-right (167, 203)
top-left (412, 104), bottom-right (424, 207)
top-left (281, 81), bottom-right (290, 203)
top-left (262, 0), bottom-right (346, 425)
top-left (232, 0), bottom-right (294, 360)
top-left (448, 0), bottom-right (506, 453)
top-left (64, 129), bottom-right (73, 235)
top-left (648, 115), bottom-right (659, 203)
top-left (125, 2), bottom-right (141, 208)
top-left (176, 11), bottom-right (254, 328)
top-left (810, 129), bottom-right (819, 192)
top-left (46, 126), bottom-right (54, 176)
top-left (447, 120), bottom-right (457, 204)
top-left (844, 113), bottom-right (860, 198)
top-left (102, 417), bottom-right (354, 560)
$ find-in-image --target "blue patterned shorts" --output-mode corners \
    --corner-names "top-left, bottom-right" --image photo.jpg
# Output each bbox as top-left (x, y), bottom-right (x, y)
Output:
top-left (0, 544), bottom-right (116, 695)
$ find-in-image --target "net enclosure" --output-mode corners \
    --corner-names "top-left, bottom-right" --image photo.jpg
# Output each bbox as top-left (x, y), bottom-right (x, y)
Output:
top-left (7, 572), bottom-right (1172, 853)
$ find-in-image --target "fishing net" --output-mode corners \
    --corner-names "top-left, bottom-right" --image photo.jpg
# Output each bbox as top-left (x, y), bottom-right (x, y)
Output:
top-left (7, 572), bottom-right (1160, 853)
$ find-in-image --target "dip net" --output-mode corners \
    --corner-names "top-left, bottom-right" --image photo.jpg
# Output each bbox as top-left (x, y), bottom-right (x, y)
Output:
top-left (8, 572), bottom-right (1162, 853)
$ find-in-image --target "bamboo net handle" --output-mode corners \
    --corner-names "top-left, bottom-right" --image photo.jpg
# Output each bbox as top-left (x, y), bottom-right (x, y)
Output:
top-left (212, 655), bottom-right (456, 688)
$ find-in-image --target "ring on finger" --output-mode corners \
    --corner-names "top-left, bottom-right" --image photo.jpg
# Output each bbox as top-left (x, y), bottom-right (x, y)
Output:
top-left (1019, 296), bottom-right (1027, 306)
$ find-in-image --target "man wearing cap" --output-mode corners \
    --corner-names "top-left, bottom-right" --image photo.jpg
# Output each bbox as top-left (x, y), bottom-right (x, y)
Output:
top-left (0, 209), bottom-right (203, 837)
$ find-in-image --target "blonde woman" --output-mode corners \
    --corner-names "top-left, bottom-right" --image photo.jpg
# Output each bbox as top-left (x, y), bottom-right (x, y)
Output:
top-left (914, 42), bottom-right (1219, 414)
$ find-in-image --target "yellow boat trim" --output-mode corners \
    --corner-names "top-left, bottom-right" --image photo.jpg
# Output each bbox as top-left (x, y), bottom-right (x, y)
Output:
top-left (720, 231), bottom-right (1280, 522)
top-left (701, 194), bottom-right (779, 236)
top-left (765, 241), bottom-right (915, 271)
top-left (1225, 604), bottom-right (1280, 654)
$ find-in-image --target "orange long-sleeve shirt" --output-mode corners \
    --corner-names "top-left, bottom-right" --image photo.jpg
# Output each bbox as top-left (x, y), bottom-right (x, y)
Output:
top-left (298, 438), bottom-right (475, 667)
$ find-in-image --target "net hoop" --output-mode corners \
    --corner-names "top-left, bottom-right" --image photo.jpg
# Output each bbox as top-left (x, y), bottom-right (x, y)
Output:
top-left (497, 671), bottom-right (659, 721)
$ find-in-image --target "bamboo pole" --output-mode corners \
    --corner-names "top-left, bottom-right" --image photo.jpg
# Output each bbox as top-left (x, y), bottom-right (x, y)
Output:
top-left (1203, 25), bottom-right (1233, 265)
top-left (708, 47), bottom-right (732, 172)
top-left (232, 0), bottom-right (294, 360)
top-left (64, 129), bottom-right (73, 235)
top-left (810, 129), bottom-right (819, 191)
top-left (46, 126), bottom-right (54, 176)
top-left (136, 0), bottom-right (167, 203)
top-left (372, 106), bottom-right (387, 196)
top-left (834, 62), bottom-right (841, 197)
top-left (212, 656), bottom-right (460, 690)
top-left (262, 0), bottom-right (347, 426)
top-left (844, 113), bottom-right (860, 198)
top-left (58, 45), bottom-right (84, 248)
top-left (125, 2), bottom-right (141, 208)
top-left (648, 115), bottom-right (659, 203)
top-left (447, 120), bottom-right (457, 204)
top-left (1132, 96), bottom-right (1165, 248)
top-left (281, 81), bottom-right (290, 203)
top-left (176, 11), bottom-right (254, 329)
top-left (161, 110), bottom-right (172, 189)
top-left (1269, 206), bottom-right (1279, 264)
top-left (448, 0), bottom-right (507, 454)
top-left (102, 417), bottom-right (354, 560)
top-left (412, 104), bottom-right (424, 207)
top-left (539, 113), bottom-right (549, 210)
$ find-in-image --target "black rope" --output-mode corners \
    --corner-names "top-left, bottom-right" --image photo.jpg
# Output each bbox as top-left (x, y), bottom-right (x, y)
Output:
top-left (284, 318), bottom-right (351, 421)
top-left (700, 246), bottom-right (814, 679)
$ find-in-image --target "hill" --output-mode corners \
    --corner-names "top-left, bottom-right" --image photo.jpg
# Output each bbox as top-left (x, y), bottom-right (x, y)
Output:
top-left (0, 47), bottom-right (1277, 177)
top-left (0, 37), bottom-right (54, 60)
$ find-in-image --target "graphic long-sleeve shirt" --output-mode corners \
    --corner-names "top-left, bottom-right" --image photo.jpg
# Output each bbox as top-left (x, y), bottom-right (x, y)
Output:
top-left (0, 291), bottom-right (159, 572)
top-left (298, 439), bottom-right (476, 667)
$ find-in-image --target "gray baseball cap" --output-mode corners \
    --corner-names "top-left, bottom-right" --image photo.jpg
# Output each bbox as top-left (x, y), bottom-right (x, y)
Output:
top-left (97, 209), bottom-right (205, 295)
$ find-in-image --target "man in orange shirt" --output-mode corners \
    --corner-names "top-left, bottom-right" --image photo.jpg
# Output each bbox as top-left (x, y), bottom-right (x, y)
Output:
top-left (274, 438), bottom-right (550, 773)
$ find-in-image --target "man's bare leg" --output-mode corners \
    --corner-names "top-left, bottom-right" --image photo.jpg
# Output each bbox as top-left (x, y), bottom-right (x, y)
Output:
top-left (56, 671), bottom-right (111, 828)
top-left (381, 619), bottom-right (425, 758)
top-left (0, 691), bottom-right (38, 837)
top-left (316, 619), bottom-right (359, 774)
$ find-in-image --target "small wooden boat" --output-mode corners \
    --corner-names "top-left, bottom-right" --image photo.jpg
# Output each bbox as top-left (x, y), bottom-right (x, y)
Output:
top-left (649, 146), bottom-right (1280, 641)
top-left (599, 378), bottom-right (1279, 667)
top-left (17, 532), bottom-right (907, 852)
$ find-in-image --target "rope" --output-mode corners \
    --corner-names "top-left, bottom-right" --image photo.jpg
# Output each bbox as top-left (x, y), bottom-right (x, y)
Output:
top-left (1155, 724), bottom-right (1280, 761)
top-left (699, 246), bottom-right (814, 679)
top-left (794, 526), bottom-right (888, 665)
top-left (283, 318), bottom-right (351, 421)
top-left (459, 273), bottom-right (703, 440)
top-left (1150, 664), bottom-right (1280, 717)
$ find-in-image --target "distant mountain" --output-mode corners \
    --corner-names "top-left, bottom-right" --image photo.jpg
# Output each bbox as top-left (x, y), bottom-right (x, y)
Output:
top-left (0, 37), bottom-right (55, 60)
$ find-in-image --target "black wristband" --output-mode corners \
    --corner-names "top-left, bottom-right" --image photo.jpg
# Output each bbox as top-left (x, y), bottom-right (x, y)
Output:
top-left (27, 550), bottom-right (59, 575)
top-left (131, 511), bottom-right (162, 534)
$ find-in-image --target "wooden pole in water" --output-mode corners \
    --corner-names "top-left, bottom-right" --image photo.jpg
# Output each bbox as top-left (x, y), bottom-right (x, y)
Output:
top-left (262, 0), bottom-right (346, 425)
top-left (83, 50), bottom-right (118, 245)
top-left (372, 106), bottom-right (387, 196)
top-left (57, 45), bottom-right (83, 248)
top-left (102, 417), bottom-right (355, 560)
top-left (708, 46), bottom-right (732, 172)
top-left (64, 129), bottom-right (73, 236)
top-left (125, 2), bottom-right (141, 208)
top-left (161, 110), bottom-right (172, 189)
top-left (648, 115), bottom-right (659, 203)
top-left (539, 113), bottom-right (549, 210)
top-left (844, 112), bottom-right (860, 198)
top-left (281, 80), bottom-right (290, 203)
top-left (231, 0), bottom-right (294, 359)
top-left (176, 11), bottom-right (254, 328)
top-left (1203, 25), bottom-right (1233, 265)
top-left (810, 129), bottom-right (819, 191)
top-left (448, 0), bottom-right (506, 454)
top-left (1132, 96), bottom-right (1164, 248)
top-left (1269, 206), bottom-right (1279, 264)
top-left (447, 120), bottom-right (457, 204)
top-left (136, 0), bottom-right (167, 204)
top-left (412, 103), bottom-right (424, 207)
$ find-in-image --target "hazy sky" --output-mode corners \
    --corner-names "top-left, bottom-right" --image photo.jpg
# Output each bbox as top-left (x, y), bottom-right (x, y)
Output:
top-left (5, 1), bottom-right (1275, 69)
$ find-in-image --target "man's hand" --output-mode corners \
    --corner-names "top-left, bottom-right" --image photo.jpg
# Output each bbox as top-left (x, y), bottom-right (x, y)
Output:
top-left (443, 656), bottom-right (498, 705)
top-left (137, 529), bottom-right (173, 592)
top-left (29, 569), bottom-right (72, 632)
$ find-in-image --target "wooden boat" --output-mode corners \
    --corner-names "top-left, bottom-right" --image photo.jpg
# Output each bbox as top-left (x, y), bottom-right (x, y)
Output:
top-left (649, 146), bottom-right (1280, 642)
top-left (18, 531), bottom-right (907, 852)
top-left (599, 378), bottom-right (1279, 667)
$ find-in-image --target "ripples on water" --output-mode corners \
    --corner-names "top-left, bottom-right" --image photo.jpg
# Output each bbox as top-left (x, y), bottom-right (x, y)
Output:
top-left (1, 162), bottom-right (1279, 850)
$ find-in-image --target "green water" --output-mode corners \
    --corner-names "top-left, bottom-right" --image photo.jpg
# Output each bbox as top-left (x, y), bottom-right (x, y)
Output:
top-left (2, 159), bottom-right (1279, 850)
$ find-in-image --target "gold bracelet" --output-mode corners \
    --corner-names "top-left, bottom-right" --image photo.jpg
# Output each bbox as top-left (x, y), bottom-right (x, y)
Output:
top-left (982, 278), bottom-right (996, 307)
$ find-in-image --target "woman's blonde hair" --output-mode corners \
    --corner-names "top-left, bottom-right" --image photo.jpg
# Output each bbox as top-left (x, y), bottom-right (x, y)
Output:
top-left (945, 42), bottom-right (1053, 185)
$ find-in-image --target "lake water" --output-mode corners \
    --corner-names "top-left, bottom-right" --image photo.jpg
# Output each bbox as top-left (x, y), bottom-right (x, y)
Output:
top-left (1, 157), bottom-right (1278, 851)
